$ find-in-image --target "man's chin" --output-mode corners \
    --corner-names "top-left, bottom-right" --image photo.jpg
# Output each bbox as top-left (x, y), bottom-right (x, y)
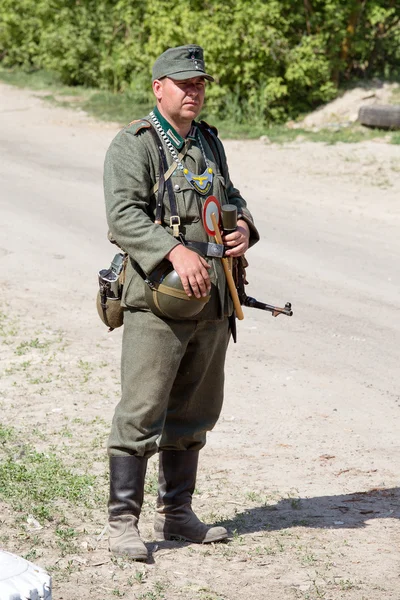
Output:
top-left (183, 109), bottom-right (201, 121)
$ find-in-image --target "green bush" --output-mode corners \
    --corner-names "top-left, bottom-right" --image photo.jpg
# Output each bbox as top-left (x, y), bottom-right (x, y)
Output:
top-left (0, 0), bottom-right (399, 123)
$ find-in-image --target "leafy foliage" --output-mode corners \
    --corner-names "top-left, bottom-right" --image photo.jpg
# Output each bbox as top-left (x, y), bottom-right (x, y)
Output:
top-left (0, 0), bottom-right (399, 123)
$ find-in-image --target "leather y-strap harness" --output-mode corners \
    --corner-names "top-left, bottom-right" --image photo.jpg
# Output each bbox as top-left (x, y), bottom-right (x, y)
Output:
top-left (198, 121), bottom-right (223, 172)
top-left (147, 124), bottom-right (183, 237)
top-left (146, 121), bottom-right (226, 257)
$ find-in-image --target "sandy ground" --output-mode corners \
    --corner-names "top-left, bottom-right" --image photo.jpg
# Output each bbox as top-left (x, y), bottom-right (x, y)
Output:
top-left (294, 81), bottom-right (399, 128)
top-left (0, 82), bottom-right (399, 600)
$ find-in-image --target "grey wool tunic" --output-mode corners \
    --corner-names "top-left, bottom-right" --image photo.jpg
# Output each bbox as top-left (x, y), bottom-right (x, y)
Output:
top-left (104, 113), bottom-right (259, 320)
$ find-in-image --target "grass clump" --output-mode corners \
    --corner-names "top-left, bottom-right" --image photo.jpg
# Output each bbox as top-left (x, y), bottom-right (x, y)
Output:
top-left (0, 425), bottom-right (14, 443)
top-left (0, 68), bottom-right (64, 90)
top-left (0, 425), bottom-right (98, 521)
top-left (0, 67), bottom-right (152, 125)
top-left (15, 337), bottom-right (51, 355)
top-left (264, 123), bottom-right (392, 144)
top-left (391, 131), bottom-right (400, 144)
top-left (81, 89), bottom-right (152, 125)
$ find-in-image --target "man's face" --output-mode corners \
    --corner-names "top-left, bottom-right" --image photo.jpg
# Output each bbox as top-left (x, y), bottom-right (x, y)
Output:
top-left (153, 76), bottom-right (206, 125)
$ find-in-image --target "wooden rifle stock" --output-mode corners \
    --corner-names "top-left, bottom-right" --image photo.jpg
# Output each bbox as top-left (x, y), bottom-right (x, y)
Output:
top-left (210, 212), bottom-right (244, 320)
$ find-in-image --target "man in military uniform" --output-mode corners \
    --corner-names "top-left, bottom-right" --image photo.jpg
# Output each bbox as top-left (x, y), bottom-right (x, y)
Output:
top-left (104, 44), bottom-right (259, 561)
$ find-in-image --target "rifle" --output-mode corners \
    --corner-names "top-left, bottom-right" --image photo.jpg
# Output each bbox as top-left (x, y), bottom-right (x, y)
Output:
top-left (219, 204), bottom-right (293, 319)
top-left (233, 256), bottom-right (293, 318)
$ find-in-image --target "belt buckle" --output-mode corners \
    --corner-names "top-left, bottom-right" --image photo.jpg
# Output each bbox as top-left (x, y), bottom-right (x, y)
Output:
top-left (170, 215), bottom-right (181, 237)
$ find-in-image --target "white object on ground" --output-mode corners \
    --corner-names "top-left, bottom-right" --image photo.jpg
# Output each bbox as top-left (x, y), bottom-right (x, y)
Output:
top-left (0, 551), bottom-right (51, 600)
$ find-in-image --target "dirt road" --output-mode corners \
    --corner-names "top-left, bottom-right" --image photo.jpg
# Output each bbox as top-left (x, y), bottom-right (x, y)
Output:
top-left (1, 82), bottom-right (399, 600)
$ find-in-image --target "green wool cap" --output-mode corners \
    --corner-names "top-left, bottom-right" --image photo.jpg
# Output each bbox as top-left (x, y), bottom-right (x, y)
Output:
top-left (152, 45), bottom-right (214, 82)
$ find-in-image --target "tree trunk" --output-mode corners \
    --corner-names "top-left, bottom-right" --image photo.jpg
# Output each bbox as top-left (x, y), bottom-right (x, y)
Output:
top-left (332, 0), bottom-right (365, 86)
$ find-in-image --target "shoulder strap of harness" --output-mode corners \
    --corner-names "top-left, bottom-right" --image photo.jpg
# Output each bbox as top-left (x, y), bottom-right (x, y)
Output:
top-left (198, 120), bottom-right (223, 172)
top-left (107, 120), bottom-right (182, 247)
top-left (146, 123), bottom-right (181, 237)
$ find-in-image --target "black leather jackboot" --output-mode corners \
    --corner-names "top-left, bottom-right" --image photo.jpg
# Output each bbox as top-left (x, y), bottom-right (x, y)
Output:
top-left (108, 455), bottom-right (148, 560)
top-left (154, 450), bottom-right (228, 543)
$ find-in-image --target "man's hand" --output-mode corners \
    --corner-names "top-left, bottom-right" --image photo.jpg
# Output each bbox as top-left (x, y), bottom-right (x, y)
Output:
top-left (166, 245), bottom-right (211, 298)
top-left (223, 219), bottom-right (250, 257)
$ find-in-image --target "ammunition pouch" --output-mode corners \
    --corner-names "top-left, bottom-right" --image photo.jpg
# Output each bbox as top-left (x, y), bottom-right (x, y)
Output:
top-left (96, 253), bottom-right (127, 331)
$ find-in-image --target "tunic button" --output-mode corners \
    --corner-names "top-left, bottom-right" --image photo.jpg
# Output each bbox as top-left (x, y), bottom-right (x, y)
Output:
top-left (174, 184), bottom-right (180, 191)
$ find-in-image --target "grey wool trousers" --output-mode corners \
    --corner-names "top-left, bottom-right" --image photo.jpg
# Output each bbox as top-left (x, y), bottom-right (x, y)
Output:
top-left (108, 309), bottom-right (231, 457)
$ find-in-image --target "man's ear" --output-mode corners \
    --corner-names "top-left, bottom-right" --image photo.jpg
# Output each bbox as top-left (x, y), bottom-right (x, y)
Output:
top-left (152, 79), bottom-right (163, 101)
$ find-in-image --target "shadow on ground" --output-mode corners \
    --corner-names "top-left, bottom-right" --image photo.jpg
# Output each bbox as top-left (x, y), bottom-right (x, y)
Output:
top-left (217, 487), bottom-right (400, 534)
top-left (144, 487), bottom-right (400, 561)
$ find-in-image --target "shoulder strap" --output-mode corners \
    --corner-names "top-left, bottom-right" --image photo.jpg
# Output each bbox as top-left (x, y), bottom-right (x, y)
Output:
top-left (147, 124), bottom-right (181, 237)
top-left (151, 141), bottom-right (189, 196)
top-left (198, 120), bottom-right (223, 172)
top-left (127, 119), bottom-right (152, 135)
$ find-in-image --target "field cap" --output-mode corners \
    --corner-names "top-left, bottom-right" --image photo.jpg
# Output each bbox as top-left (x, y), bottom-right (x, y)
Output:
top-left (152, 45), bottom-right (214, 82)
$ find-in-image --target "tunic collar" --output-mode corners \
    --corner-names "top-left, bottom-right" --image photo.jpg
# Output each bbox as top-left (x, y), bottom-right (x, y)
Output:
top-left (152, 106), bottom-right (196, 150)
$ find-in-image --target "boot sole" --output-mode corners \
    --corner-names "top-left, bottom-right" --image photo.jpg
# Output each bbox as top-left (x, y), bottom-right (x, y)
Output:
top-left (109, 548), bottom-right (148, 561)
top-left (154, 531), bottom-right (228, 544)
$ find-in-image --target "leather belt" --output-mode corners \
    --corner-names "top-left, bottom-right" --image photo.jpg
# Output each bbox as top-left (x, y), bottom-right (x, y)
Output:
top-left (184, 240), bottom-right (226, 258)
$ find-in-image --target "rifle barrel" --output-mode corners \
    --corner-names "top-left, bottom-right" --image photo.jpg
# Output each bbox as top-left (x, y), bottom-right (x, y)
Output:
top-left (243, 296), bottom-right (293, 317)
